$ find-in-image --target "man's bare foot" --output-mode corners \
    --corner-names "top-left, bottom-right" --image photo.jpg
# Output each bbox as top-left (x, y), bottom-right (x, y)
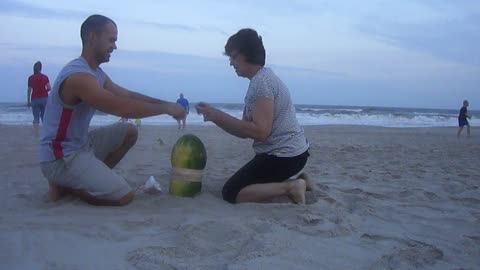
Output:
top-left (48, 183), bottom-right (68, 202)
top-left (297, 172), bottom-right (315, 191)
top-left (287, 179), bottom-right (306, 204)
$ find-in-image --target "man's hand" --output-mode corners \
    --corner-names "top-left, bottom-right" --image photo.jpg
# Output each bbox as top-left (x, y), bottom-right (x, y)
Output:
top-left (168, 103), bottom-right (187, 120)
top-left (27, 101), bottom-right (31, 107)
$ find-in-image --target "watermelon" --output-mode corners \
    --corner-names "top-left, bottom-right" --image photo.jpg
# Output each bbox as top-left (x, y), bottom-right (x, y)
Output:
top-left (169, 178), bottom-right (202, 197)
top-left (169, 134), bottom-right (207, 197)
top-left (170, 134), bottom-right (207, 170)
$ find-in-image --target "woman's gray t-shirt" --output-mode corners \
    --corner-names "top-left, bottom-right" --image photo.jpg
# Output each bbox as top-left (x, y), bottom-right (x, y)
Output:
top-left (243, 67), bottom-right (309, 157)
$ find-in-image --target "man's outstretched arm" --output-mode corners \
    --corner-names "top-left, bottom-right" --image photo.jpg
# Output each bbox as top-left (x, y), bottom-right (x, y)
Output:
top-left (103, 76), bottom-right (168, 105)
top-left (67, 73), bottom-right (184, 119)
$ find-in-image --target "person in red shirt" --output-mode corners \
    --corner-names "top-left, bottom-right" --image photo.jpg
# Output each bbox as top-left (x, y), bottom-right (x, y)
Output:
top-left (27, 61), bottom-right (51, 125)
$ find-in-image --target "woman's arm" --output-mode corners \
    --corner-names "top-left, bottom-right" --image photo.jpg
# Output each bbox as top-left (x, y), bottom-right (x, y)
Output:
top-left (196, 98), bottom-right (273, 141)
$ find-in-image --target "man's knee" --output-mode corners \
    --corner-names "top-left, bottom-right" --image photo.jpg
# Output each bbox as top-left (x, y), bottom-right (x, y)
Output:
top-left (124, 123), bottom-right (138, 147)
top-left (117, 191), bottom-right (134, 206)
top-left (74, 189), bottom-right (134, 206)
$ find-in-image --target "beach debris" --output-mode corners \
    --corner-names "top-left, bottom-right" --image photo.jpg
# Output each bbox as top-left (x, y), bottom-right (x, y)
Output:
top-left (142, 176), bottom-right (163, 194)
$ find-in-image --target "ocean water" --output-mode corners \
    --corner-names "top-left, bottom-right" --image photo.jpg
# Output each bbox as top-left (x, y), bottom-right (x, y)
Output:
top-left (1, 102), bottom-right (478, 128)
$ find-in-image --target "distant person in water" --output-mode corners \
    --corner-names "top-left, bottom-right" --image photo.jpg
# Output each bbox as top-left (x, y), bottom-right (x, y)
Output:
top-left (27, 61), bottom-right (51, 126)
top-left (196, 28), bottom-right (311, 204)
top-left (134, 118), bottom-right (141, 128)
top-left (457, 100), bottom-right (471, 138)
top-left (176, 93), bottom-right (189, 129)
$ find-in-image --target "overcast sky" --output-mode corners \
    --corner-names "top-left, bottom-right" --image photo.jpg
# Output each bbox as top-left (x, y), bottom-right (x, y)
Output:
top-left (0, 0), bottom-right (478, 109)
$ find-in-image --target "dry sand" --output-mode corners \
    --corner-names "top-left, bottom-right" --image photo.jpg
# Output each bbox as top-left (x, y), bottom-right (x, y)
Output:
top-left (0, 124), bottom-right (479, 270)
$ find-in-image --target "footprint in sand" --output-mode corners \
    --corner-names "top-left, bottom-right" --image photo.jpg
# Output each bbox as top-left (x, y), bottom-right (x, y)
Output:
top-left (397, 189), bottom-right (441, 202)
top-left (43, 261), bottom-right (81, 270)
top-left (449, 196), bottom-right (480, 208)
top-left (352, 174), bottom-right (369, 181)
top-left (127, 221), bottom-right (285, 268)
top-left (362, 234), bottom-right (444, 270)
top-left (442, 181), bottom-right (467, 195)
top-left (463, 235), bottom-right (480, 245)
top-left (423, 191), bottom-right (441, 201)
top-left (306, 190), bottom-right (335, 205)
top-left (282, 210), bottom-right (354, 237)
top-left (341, 188), bottom-right (389, 200)
top-left (471, 212), bottom-right (480, 222)
top-left (127, 246), bottom-right (187, 270)
top-left (285, 220), bottom-right (354, 237)
top-left (391, 174), bottom-right (402, 179)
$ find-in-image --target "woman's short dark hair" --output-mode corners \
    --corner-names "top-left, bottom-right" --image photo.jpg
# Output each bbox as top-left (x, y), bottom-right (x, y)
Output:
top-left (80, 14), bottom-right (116, 45)
top-left (224, 28), bottom-right (266, 66)
top-left (33, 61), bottom-right (42, 74)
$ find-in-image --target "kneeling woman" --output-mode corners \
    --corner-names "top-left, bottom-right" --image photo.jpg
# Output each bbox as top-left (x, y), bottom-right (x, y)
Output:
top-left (196, 29), bottom-right (312, 204)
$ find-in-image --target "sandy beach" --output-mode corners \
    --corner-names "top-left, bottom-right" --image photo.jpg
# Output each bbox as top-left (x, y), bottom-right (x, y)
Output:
top-left (0, 124), bottom-right (479, 270)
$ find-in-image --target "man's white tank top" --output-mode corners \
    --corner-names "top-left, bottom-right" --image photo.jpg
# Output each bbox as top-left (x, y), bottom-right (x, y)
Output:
top-left (39, 57), bottom-right (107, 162)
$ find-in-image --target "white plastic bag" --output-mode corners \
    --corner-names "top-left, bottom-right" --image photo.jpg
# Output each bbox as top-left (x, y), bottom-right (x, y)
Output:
top-left (142, 176), bottom-right (163, 194)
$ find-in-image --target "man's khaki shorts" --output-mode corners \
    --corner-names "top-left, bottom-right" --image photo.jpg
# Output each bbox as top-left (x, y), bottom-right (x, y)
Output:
top-left (40, 122), bottom-right (133, 201)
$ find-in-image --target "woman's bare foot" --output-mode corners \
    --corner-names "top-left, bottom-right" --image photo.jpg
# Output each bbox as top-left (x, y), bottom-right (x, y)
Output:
top-left (48, 183), bottom-right (68, 202)
top-left (297, 172), bottom-right (315, 191)
top-left (287, 179), bottom-right (306, 204)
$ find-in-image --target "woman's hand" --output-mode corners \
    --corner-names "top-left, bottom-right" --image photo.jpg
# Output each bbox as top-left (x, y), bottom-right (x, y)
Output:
top-left (195, 102), bottom-right (218, 122)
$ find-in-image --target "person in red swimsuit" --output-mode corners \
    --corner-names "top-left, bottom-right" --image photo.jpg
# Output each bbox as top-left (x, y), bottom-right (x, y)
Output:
top-left (27, 61), bottom-right (51, 125)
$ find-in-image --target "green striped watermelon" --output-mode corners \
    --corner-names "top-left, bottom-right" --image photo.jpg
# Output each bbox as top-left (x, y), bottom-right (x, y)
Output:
top-left (170, 134), bottom-right (207, 170)
top-left (169, 134), bottom-right (207, 197)
top-left (169, 178), bottom-right (202, 197)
